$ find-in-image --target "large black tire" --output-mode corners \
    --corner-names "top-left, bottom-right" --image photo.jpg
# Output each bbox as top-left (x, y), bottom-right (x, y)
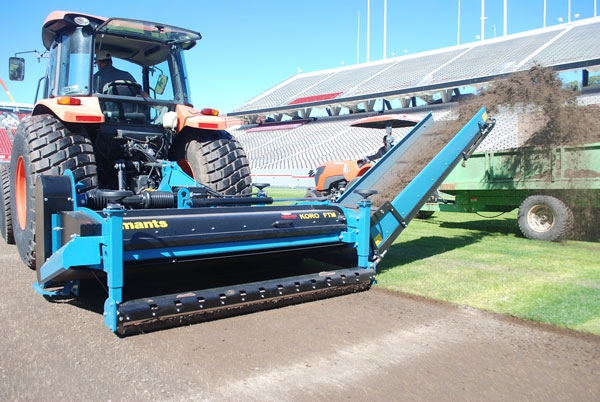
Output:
top-left (170, 130), bottom-right (252, 195)
top-left (0, 164), bottom-right (14, 244)
top-left (10, 115), bottom-right (98, 269)
top-left (517, 195), bottom-right (574, 242)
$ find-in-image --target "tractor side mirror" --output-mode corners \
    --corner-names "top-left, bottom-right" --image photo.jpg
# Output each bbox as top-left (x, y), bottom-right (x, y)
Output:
top-left (155, 74), bottom-right (168, 95)
top-left (9, 57), bottom-right (25, 81)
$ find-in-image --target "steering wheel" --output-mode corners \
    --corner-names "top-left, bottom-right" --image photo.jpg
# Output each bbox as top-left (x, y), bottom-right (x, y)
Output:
top-left (102, 80), bottom-right (142, 96)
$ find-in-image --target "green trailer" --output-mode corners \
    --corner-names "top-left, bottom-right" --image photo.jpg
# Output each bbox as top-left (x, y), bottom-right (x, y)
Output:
top-left (421, 142), bottom-right (600, 241)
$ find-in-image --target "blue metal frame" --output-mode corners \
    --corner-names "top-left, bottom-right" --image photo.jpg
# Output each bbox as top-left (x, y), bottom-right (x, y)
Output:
top-left (368, 108), bottom-right (492, 254)
top-left (336, 112), bottom-right (436, 207)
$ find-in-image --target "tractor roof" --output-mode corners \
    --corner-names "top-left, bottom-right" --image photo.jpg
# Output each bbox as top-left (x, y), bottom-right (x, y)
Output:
top-left (43, 11), bottom-right (106, 49)
top-left (42, 11), bottom-right (201, 67)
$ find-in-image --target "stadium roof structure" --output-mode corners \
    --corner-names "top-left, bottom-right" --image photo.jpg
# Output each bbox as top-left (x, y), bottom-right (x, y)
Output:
top-left (229, 17), bottom-right (600, 122)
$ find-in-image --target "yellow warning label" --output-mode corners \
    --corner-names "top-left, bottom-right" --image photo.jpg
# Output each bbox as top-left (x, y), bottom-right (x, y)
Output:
top-left (374, 233), bottom-right (383, 246)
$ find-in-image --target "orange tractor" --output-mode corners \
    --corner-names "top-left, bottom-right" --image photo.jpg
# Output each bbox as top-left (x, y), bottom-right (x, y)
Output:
top-left (307, 114), bottom-right (419, 200)
top-left (4, 11), bottom-right (252, 268)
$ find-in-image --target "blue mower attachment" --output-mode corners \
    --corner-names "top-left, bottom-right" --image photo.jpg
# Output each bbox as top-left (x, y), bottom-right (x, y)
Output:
top-left (34, 167), bottom-right (377, 335)
top-left (32, 108), bottom-right (494, 335)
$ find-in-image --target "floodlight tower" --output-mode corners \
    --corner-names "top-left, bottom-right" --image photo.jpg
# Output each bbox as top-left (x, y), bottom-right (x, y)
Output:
top-left (503, 0), bottom-right (507, 36)
top-left (367, 0), bottom-right (371, 62)
top-left (357, 11), bottom-right (360, 64)
top-left (383, 0), bottom-right (387, 59)
top-left (480, 0), bottom-right (487, 40)
top-left (457, 0), bottom-right (461, 45)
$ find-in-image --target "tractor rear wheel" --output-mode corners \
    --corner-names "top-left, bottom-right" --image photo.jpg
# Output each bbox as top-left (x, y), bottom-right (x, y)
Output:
top-left (0, 164), bottom-right (14, 244)
top-left (10, 114), bottom-right (98, 269)
top-left (171, 130), bottom-right (252, 195)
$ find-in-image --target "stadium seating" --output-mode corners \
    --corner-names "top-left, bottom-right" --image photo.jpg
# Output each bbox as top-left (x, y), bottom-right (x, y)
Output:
top-left (228, 18), bottom-right (600, 186)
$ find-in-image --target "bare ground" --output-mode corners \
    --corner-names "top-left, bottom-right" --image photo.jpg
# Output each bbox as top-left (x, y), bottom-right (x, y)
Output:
top-left (1, 240), bottom-right (599, 402)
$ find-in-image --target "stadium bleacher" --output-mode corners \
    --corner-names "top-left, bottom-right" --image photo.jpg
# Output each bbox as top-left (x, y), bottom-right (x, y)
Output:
top-left (230, 18), bottom-right (600, 119)
top-left (0, 102), bottom-right (32, 162)
top-left (228, 18), bottom-right (600, 187)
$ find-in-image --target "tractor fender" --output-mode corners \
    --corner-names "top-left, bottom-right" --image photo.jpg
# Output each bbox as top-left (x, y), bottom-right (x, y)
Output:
top-left (33, 97), bottom-right (104, 124)
top-left (175, 104), bottom-right (227, 133)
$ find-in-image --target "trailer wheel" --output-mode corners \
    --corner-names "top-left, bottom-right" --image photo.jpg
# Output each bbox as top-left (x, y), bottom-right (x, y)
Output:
top-left (10, 115), bottom-right (98, 269)
top-left (517, 195), bottom-right (573, 241)
top-left (171, 130), bottom-right (252, 195)
top-left (0, 164), bottom-right (14, 244)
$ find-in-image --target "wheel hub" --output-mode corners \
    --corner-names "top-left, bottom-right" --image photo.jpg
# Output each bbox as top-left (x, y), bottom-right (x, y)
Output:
top-left (15, 155), bottom-right (27, 231)
top-left (528, 204), bottom-right (554, 233)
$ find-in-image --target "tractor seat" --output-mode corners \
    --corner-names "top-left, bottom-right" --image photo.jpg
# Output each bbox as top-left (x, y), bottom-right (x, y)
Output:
top-left (101, 80), bottom-right (149, 124)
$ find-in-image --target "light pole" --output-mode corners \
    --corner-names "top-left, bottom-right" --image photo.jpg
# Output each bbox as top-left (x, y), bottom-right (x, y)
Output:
top-left (367, 0), bottom-right (370, 62)
top-left (383, 0), bottom-right (387, 59)
top-left (457, 0), bottom-right (461, 45)
top-left (503, 0), bottom-right (507, 36)
top-left (480, 0), bottom-right (487, 41)
top-left (356, 11), bottom-right (360, 64)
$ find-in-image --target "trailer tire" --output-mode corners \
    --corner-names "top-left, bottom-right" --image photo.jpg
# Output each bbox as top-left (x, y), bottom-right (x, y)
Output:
top-left (10, 115), bottom-right (98, 269)
top-left (171, 130), bottom-right (252, 195)
top-left (0, 164), bottom-right (14, 244)
top-left (517, 195), bottom-right (573, 241)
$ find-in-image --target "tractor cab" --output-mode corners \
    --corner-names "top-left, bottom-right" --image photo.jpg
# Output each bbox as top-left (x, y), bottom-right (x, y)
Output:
top-left (6, 12), bottom-right (253, 272)
top-left (11, 11), bottom-right (202, 126)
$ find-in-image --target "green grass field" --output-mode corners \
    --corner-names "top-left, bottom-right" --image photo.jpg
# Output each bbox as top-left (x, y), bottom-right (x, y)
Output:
top-left (376, 211), bottom-right (600, 335)
top-left (267, 187), bottom-right (600, 335)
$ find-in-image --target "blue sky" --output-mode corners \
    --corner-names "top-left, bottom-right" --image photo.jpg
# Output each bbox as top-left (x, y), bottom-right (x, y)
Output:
top-left (1, 0), bottom-right (598, 113)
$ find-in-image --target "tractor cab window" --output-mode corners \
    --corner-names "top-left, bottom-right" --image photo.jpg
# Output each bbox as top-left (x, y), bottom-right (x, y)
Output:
top-left (94, 55), bottom-right (178, 124)
top-left (94, 56), bottom-right (143, 93)
top-left (148, 60), bottom-right (174, 101)
top-left (44, 44), bottom-right (58, 99)
top-left (94, 57), bottom-right (175, 102)
top-left (56, 27), bottom-right (93, 96)
top-left (93, 17), bottom-right (197, 105)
